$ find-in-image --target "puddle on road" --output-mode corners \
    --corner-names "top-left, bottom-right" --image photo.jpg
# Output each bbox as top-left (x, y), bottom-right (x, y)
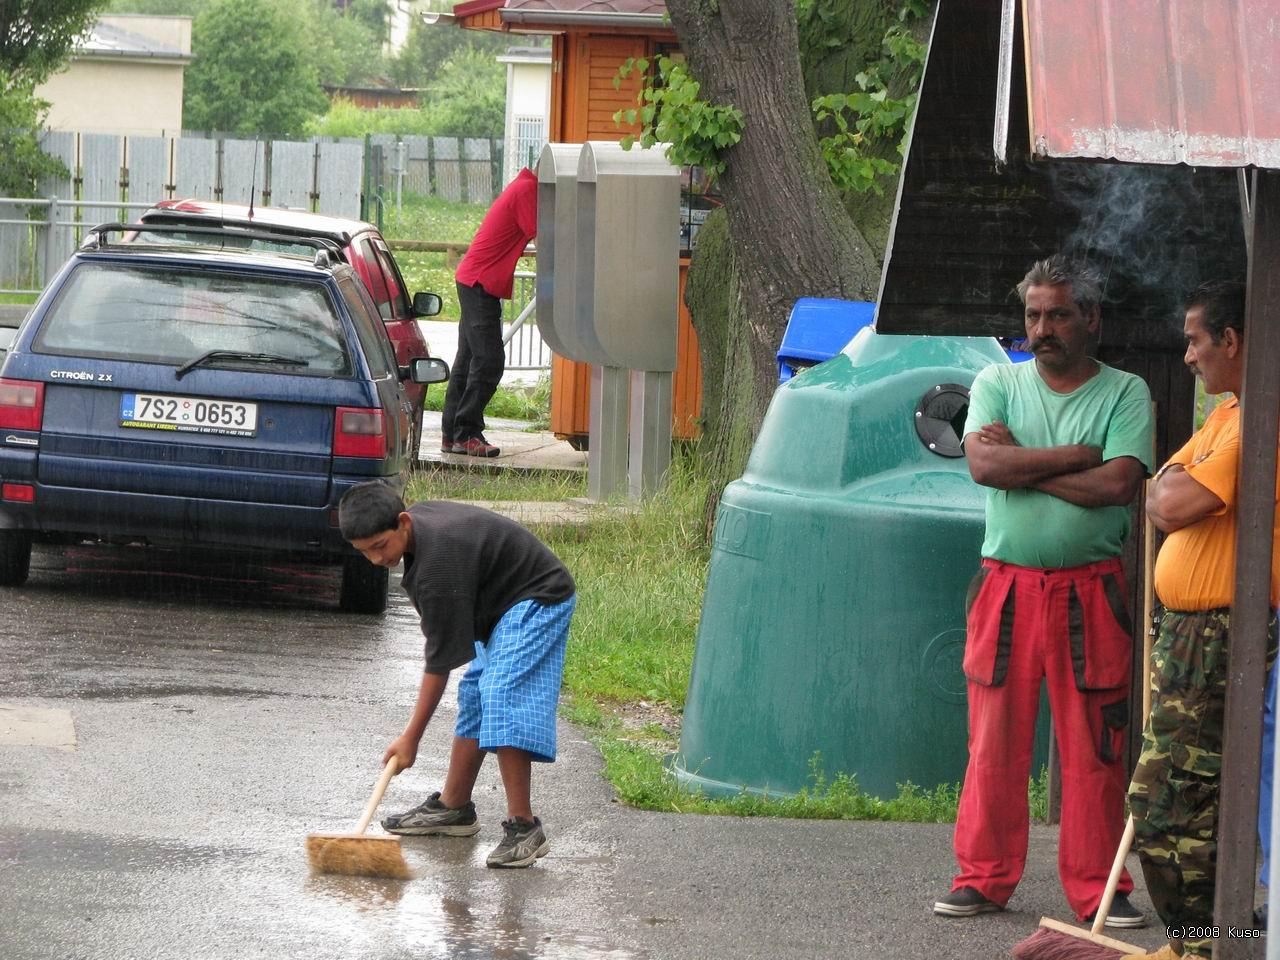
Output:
top-left (303, 875), bottom-right (636, 959)
top-left (3, 827), bottom-right (640, 959)
top-left (291, 834), bottom-right (639, 959)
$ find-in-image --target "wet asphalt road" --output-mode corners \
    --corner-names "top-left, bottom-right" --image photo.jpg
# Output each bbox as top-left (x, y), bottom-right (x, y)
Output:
top-left (0, 542), bottom-right (1171, 960)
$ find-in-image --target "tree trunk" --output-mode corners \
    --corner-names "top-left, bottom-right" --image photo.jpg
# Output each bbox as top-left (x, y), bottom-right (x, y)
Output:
top-left (683, 208), bottom-right (761, 536)
top-left (666, 0), bottom-right (882, 530)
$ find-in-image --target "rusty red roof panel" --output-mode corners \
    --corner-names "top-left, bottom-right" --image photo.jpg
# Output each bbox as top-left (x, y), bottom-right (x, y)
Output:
top-left (1021, 0), bottom-right (1280, 167)
top-left (454, 0), bottom-right (665, 16)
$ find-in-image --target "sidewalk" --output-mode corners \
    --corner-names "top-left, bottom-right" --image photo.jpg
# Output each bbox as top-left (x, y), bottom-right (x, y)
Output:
top-left (417, 410), bottom-right (584, 474)
top-left (596, 805), bottom-right (1169, 959)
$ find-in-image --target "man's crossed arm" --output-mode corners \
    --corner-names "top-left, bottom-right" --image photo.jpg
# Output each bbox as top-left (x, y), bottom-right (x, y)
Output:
top-left (966, 421), bottom-right (1145, 508)
top-left (1145, 463), bottom-right (1225, 533)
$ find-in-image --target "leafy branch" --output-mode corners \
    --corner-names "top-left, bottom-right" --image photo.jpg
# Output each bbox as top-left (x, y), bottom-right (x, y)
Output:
top-left (811, 1), bottom-right (928, 196)
top-left (613, 55), bottom-right (744, 179)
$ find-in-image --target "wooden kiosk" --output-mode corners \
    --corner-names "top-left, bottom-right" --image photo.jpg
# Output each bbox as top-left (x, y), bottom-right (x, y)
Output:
top-left (453, 0), bottom-right (702, 447)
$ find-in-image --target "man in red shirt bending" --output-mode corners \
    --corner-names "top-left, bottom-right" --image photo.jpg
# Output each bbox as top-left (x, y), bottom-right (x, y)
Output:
top-left (444, 167), bottom-right (538, 457)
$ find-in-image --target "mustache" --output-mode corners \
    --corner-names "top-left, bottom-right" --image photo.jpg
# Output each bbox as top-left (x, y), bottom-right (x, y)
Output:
top-left (1030, 337), bottom-right (1063, 351)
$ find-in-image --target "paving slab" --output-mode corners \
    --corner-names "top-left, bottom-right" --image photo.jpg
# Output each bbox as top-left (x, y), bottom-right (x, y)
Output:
top-left (417, 411), bottom-right (586, 474)
top-left (455, 498), bottom-right (627, 527)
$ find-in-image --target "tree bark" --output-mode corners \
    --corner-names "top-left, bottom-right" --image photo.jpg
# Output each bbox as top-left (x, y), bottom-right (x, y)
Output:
top-left (683, 208), bottom-right (761, 536)
top-left (666, 0), bottom-right (883, 527)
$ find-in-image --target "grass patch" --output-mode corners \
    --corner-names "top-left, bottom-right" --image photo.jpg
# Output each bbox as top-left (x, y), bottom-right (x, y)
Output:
top-left (601, 744), bottom-right (962, 821)
top-left (405, 464), bottom-right (585, 503)
top-left (1027, 764), bottom-right (1050, 822)
top-left (421, 376), bottom-right (551, 430)
top-left (542, 458), bottom-right (709, 708)
top-left (381, 193), bottom-right (488, 245)
top-left (382, 195), bottom-right (485, 324)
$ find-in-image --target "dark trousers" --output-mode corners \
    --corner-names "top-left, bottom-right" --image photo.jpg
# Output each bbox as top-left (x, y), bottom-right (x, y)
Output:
top-left (443, 280), bottom-right (504, 441)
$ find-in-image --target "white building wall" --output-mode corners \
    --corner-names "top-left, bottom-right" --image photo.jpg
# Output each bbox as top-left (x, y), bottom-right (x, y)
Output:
top-left (40, 59), bottom-right (186, 137)
top-left (501, 54), bottom-right (552, 184)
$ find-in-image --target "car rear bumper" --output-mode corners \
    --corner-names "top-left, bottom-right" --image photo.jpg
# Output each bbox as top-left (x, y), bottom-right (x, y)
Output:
top-left (0, 475), bottom-right (394, 559)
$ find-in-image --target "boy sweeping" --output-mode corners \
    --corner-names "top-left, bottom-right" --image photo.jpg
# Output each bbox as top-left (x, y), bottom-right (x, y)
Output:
top-left (338, 481), bottom-right (576, 868)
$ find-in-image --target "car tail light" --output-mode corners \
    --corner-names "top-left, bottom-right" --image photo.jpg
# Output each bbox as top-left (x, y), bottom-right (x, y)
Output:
top-left (0, 379), bottom-right (44, 431)
top-left (333, 406), bottom-right (386, 458)
top-left (2, 483), bottom-right (34, 502)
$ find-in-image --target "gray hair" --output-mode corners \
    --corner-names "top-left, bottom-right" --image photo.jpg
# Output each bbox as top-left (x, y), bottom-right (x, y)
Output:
top-left (1015, 254), bottom-right (1104, 313)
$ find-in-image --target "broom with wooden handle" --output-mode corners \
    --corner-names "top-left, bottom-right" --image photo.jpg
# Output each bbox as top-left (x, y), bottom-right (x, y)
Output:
top-left (306, 757), bottom-right (412, 880)
top-left (1010, 492), bottom-right (1157, 960)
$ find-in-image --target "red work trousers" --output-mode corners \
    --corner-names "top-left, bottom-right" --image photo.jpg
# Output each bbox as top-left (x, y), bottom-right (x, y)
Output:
top-left (952, 557), bottom-right (1134, 919)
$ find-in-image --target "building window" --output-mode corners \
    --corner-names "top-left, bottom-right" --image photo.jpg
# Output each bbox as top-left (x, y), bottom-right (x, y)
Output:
top-left (508, 115), bottom-right (546, 183)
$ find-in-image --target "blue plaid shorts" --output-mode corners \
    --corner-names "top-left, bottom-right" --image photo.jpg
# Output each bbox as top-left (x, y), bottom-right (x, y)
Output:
top-left (454, 595), bottom-right (575, 763)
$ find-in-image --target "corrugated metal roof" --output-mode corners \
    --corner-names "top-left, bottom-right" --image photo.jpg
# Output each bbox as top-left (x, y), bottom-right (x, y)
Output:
top-left (78, 21), bottom-right (190, 60)
top-left (1012, 0), bottom-right (1280, 168)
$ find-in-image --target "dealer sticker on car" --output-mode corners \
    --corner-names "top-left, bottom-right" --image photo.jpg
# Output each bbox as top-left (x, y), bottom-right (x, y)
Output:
top-left (120, 392), bottom-right (258, 437)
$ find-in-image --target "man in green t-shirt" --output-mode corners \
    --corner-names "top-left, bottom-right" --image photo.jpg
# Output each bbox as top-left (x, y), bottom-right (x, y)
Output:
top-left (933, 255), bottom-right (1154, 928)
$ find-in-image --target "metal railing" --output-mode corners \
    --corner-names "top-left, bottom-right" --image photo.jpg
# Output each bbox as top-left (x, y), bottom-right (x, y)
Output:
top-left (0, 197), bottom-right (155, 295)
top-left (502, 271), bottom-right (550, 373)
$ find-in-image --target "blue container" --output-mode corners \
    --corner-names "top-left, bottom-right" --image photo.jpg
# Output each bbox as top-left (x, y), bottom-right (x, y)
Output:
top-left (776, 298), bottom-right (876, 383)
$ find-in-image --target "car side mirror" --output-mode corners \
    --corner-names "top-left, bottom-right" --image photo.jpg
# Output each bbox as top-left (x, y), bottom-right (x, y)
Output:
top-left (406, 356), bottom-right (449, 384)
top-left (412, 292), bottom-right (442, 317)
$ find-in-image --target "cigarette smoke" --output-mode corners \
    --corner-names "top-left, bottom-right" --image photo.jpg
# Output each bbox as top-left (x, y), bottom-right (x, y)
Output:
top-left (1047, 162), bottom-right (1246, 330)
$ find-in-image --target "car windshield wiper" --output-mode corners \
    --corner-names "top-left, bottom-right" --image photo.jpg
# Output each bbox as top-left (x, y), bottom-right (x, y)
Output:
top-left (175, 350), bottom-right (310, 380)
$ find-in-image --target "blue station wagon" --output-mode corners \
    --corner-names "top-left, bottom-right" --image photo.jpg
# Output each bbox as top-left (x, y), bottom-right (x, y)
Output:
top-left (0, 224), bottom-right (447, 613)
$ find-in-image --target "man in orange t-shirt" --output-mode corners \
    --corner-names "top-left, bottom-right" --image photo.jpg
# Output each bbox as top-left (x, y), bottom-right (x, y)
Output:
top-left (1125, 280), bottom-right (1280, 960)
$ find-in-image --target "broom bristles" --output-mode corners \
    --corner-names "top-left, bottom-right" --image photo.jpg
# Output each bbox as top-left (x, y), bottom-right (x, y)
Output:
top-left (1010, 919), bottom-right (1145, 960)
top-left (305, 833), bottom-right (411, 880)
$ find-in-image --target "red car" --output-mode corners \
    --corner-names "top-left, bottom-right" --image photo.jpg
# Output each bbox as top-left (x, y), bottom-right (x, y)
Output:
top-left (140, 200), bottom-right (439, 454)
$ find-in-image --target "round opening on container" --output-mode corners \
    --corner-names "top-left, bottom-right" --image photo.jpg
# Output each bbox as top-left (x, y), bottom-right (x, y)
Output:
top-left (914, 383), bottom-right (970, 458)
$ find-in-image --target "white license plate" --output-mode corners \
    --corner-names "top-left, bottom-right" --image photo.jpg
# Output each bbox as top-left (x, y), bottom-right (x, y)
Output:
top-left (120, 392), bottom-right (258, 437)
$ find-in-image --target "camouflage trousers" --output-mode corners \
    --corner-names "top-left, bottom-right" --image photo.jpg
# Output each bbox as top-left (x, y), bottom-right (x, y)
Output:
top-left (1128, 608), bottom-right (1278, 958)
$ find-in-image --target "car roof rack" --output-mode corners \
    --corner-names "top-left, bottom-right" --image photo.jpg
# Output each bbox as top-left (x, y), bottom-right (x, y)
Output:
top-left (141, 208), bottom-right (354, 246)
top-left (83, 222), bottom-right (347, 268)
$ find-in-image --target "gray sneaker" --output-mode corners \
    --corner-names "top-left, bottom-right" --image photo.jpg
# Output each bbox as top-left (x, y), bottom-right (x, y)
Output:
top-left (381, 791), bottom-right (480, 836)
top-left (485, 817), bottom-right (550, 868)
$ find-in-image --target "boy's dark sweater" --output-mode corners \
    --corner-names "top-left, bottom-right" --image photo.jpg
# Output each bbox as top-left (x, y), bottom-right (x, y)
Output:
top-left (401, 501), bottom-right (575, 672)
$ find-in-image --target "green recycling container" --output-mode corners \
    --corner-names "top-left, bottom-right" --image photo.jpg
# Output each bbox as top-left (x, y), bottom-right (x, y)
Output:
top-left (672, 329), bottom-right (1050, 800)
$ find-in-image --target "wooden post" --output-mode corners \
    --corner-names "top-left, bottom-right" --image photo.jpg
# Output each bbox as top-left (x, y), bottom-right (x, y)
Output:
top-left (1214, 169), bottom-right (1280, 960)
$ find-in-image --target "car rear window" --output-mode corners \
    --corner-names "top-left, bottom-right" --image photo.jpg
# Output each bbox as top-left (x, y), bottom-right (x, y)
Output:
top-left (34, 262), bottom-right (352, 376)
top-left (337, 275), bottom-right (396, 379)
top-left (129, 228), bottom-right (319, 258)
